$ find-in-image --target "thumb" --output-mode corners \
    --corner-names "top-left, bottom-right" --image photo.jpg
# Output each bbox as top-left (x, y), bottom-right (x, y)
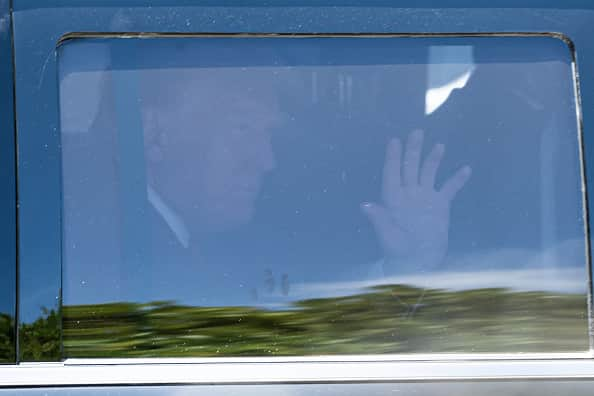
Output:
top-left (361, 202), bottom-right (393, 238)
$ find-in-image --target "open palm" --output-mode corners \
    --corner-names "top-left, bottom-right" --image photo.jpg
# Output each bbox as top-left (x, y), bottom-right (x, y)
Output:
top-left (362, 129), bottom-right (471, 275)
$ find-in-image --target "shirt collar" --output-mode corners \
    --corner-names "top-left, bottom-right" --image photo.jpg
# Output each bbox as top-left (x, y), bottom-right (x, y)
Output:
top-left (147, 185), bottom-right (190, 249)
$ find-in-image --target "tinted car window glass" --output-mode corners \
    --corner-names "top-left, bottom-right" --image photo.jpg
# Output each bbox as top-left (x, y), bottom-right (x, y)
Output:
top-left (58, 36), bottom-right (589, 357)
top-left (0, 0), bottom-right (16, 364)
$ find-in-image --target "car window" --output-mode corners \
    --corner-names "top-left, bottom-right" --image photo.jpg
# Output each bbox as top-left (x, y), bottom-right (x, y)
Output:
top-left (57, 35), bottom-right (589, 358)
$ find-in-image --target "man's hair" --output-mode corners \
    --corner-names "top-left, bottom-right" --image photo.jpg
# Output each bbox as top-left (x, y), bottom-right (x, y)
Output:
top-left (138, 67), bottom-right (281, 140)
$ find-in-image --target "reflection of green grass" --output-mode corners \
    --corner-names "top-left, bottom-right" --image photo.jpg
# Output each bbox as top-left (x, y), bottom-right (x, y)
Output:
top-left (57, 286), bottom-right (588, 357)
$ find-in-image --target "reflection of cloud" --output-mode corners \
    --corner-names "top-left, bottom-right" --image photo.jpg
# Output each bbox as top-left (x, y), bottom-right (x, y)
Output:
top-left (425, 45), bottom-right (475, 115)
top-left (444, 238), bottom-right (586, 271)
top-left (425, 68), bottom-right (473, 115)
top-left (289, 239), bottom-right (587, 302)
top-left (291, 268), bottom-right (586, 303)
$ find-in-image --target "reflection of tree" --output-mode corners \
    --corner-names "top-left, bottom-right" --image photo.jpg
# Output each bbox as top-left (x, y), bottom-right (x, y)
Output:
top-left (19, 307), bottom-right (60, 361)
top-left (0, 314), bottom-right (15, 363)
top-left (22, 285), bottom-right (589, 359)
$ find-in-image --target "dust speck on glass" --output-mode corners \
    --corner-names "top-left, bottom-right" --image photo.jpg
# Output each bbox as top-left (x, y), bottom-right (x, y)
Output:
top-left (57, 36), bottom-right (589, 357)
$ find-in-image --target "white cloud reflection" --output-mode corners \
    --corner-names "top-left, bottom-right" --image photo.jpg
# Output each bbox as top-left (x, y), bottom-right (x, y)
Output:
top-left (287, 239), bottom-right (588, 303)
top-left (425, 45), bottom-right (475, 115)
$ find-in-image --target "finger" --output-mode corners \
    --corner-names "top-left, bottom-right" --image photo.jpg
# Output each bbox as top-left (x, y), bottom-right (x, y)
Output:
top-left (420, 143), bottom-right (445, 188)
top-left (382, 138), bottom-right (402, 205)
top-left (403, 129), bottom-right (424, 186)
top-left (361, 202), bottom-right (394, 241)
top-left (440, 166), bottom-right (472, 201)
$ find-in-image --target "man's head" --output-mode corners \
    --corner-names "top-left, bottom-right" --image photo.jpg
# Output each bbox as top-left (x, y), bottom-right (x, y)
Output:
top-left (141, 67), bottom-right (282, 233)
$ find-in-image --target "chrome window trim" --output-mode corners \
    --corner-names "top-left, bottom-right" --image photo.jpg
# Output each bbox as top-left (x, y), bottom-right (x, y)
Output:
top-left (62, 352), bottom-right (594, 364)
top-left (3, 358), bottom-right (594, 387)
top-left (56, 31), bottom-right (578, 43)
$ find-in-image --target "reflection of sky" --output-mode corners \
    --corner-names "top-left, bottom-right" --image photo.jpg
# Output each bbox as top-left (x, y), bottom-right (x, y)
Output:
top-left (52, 37), bottom-right (587, 319)
top-left (0, 2), bottom-right (16, 321)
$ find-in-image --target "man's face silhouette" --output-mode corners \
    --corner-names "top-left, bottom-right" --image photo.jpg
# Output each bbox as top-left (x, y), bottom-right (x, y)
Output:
top-left (143, 69), bottom-right (280, 233)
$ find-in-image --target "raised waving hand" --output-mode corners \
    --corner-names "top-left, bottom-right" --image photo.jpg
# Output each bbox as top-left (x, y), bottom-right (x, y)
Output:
top-left (362, 129), bottom-right (471, 275)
